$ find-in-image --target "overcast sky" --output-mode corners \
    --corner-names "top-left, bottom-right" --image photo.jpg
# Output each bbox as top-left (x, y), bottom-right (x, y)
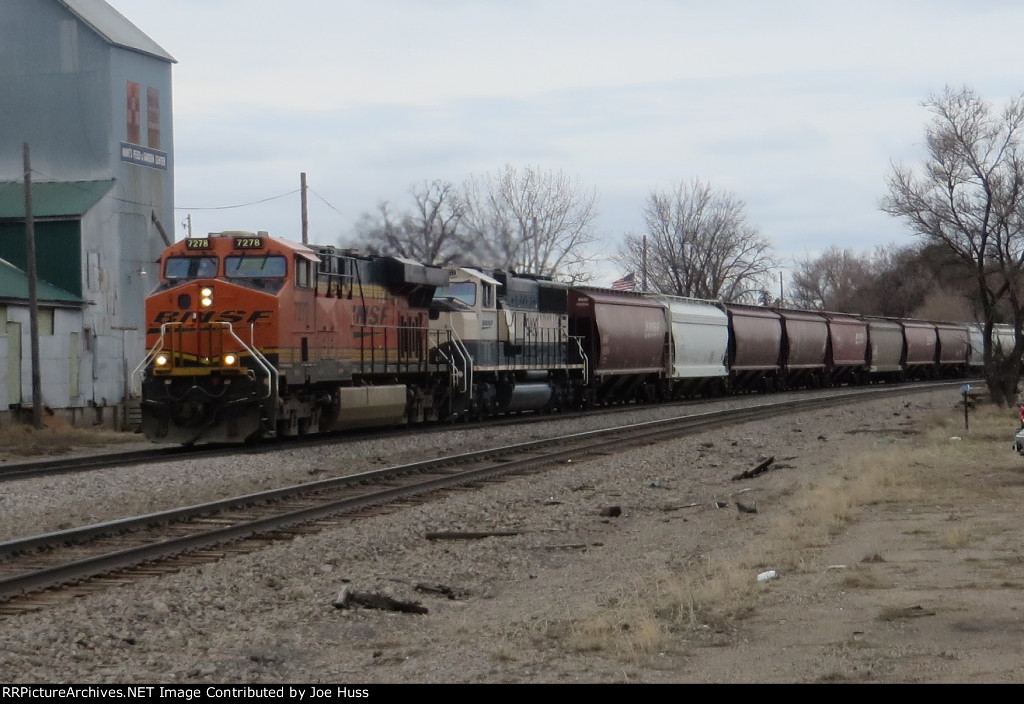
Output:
top-left (107, 0), bottom-right (1024, 283)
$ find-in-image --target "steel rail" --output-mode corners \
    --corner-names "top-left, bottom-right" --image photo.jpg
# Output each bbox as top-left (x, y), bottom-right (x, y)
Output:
top-left (0, 379), bottom-right (978, 483)
top-left (0, 380), bottom-right (970, 603)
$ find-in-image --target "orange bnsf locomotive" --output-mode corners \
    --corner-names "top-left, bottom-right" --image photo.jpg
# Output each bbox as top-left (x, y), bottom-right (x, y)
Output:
top-left (134, 231), bottom-right (454, 444)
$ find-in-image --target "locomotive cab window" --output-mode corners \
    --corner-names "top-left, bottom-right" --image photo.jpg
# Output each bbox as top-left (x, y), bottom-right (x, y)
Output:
top-left (295, 258), bottom-right (313, 289)
top-left (225, 254), bottom-right (287, 279)
top-left (433, 281), bottom-right (476, 307)
top-left (224, 254), bottom-right (288, 292)
top-left (482, 283), bottom-right (495, 309)
top-left (164, 256), bottom-right (219, 280)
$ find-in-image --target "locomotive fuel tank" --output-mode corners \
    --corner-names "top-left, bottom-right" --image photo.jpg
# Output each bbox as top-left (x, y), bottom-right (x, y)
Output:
top-left (324, 385), bottom-right (408, 430)
top-left (500, 381), bottom-right (555, 413)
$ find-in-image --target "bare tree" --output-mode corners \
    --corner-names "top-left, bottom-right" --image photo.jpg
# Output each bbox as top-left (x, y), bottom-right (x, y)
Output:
top-left (882, 85), bottom-right (1024, 405)
top-left (354, 180), bottom-right (465, 266)
top-left (788, 243), bottom-right (953, 316)
top-left (871, 243), bottom-right (978, 318)
top-left (789, 246), bottom-right (874, 311)
top-left (618, 179), bottom-right (778, 302)
top-left (459, 164), bottom-right (600, 279)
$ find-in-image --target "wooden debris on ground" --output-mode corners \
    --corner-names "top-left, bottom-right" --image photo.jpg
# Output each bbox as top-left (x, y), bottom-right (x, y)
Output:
top-left (659, 502), bottom-right (701, 512)
top-left (333, 586), bottom-right (428, 614)
top-left (414, 582), bottom-right (470, 600)
top-left (424, 530), bottom-right (521, 540)
top-left (877, 605), bottom-right (936, 621)
top-left (731, 456), bottom-right (774, 481)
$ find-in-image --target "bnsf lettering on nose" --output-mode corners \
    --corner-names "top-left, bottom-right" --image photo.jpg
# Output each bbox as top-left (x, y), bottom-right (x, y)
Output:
top-left (353, 304), bottom-right (390, 325)
top-left (152, 310), bottom-right (273, 324)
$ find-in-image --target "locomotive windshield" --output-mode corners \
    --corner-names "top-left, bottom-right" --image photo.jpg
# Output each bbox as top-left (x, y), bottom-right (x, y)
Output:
top-left (433, 281), bottom-right (476, 307)
top-left (164, 256), bottom-right (219, 280)
top-left (225, 255), bottom-right (287, 278)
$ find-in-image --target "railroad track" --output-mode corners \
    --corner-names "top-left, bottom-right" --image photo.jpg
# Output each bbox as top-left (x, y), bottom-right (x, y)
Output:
top-left (0, 379), bottom-right (981, 482)
top-left (0, 381), bottom-right (972, 612)
top-left (0, 396), bottom-right (679, 482)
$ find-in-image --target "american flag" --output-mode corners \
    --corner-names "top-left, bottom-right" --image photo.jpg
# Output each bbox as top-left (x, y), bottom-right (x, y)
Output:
top-left (611, 272), bottom-right (636, 291)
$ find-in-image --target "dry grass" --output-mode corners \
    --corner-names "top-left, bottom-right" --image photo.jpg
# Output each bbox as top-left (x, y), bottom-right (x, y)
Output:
top-left (942, 523), bottom-right (973, 549)
top-left (568, 609), bottom-right (669, 656)
top-left (0, 417), bottom-right (138, 457)
top-left (566, 400), bottom-right (1019, 657)
top-left (837, 565), bottom-right (888, 590)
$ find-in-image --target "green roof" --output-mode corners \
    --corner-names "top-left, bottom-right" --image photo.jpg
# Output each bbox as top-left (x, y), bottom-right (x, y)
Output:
top-left (0, 257), bottom-right (83, 305)
top-left (0, 180), bottom-right (115, 218)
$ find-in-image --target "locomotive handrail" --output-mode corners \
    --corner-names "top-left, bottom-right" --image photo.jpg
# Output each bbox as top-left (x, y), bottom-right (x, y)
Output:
top-left (129, 322), bottom-right (278, 403)
top-left (429, 327), bottom-right (471, 394)
top-left (449, 327), bottom-right (472, 394)
top-left (217, 321), bottom-right (276, 402)
top-left (571, 335), bottom-right (589, 386)
top-left (130, 325), bottom-right (169, 399)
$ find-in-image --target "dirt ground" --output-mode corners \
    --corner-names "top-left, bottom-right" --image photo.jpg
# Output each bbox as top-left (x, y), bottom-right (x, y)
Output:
top-left (2, 389), bottom-right (1024, 683)
top-left (647, 398), bottom-right (1024, 683)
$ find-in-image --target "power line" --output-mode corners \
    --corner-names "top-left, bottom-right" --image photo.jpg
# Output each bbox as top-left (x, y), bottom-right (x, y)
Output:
top-left (308, 187), bottom-right (345, 216)
top-left (21, 166), bottom-right (301, 213)
top-left (175, 189), bottom-right (300, 211)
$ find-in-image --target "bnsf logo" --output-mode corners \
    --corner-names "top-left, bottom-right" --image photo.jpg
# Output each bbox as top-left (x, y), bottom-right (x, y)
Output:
top-left (147, 310), bottom-right (273, 334)
top-left (353, 304), bottom-right (390, 326)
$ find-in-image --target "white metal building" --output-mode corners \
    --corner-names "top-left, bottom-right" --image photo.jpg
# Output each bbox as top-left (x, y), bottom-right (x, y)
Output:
top-left (0, 0), bottom-right (175, 428)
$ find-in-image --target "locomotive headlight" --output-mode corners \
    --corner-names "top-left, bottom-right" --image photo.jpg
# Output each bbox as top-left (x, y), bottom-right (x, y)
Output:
top-left (155, 354), bottom-right (168, 366)
top-left (223, 353), bottom-right (237, 366)
top-left (200, 287), bottom-right (214, 308)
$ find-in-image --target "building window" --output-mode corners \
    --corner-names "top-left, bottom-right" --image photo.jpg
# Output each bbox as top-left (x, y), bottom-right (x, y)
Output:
top-left (36, 309), bottom-right (54, 336)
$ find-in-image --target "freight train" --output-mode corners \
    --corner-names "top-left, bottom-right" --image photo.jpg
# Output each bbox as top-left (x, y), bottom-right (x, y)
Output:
top-left (132, 231), bottom-right (982, 445)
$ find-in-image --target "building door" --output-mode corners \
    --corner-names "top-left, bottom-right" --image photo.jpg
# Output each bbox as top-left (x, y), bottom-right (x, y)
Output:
top-left (6, 322), bottom-right (21, 406)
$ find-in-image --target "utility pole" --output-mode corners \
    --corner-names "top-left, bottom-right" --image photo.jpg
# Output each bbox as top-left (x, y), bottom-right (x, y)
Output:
top-left (642, 235), bottom-right (648, 292)
top-left (300, 172), bottom-right (309, 244)
top-left (22, 143), bottom-right (42, 430)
